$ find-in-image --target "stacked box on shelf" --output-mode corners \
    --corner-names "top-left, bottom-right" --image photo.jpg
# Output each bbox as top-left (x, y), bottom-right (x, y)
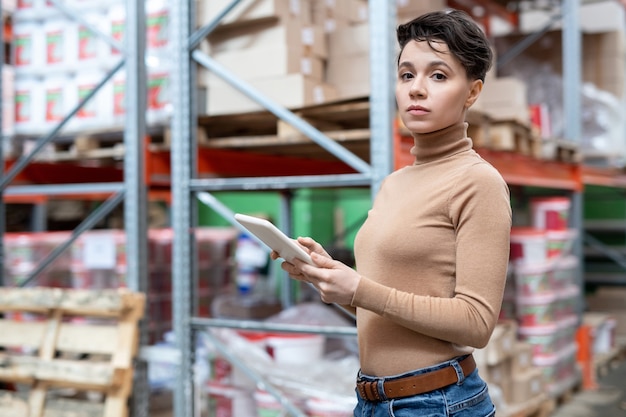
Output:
top-left (147, 227), bottom-right (238, 343)
top-left (11, 0), bottom-right (172, 138)
top-left (3, 227), bottom-right (238, 344)
top-left (474, 320), bottom-right (545, 410)
top-left (197, 0), bottom-right (337, 115)
top-left (3, 231), bottom-right (74, 288)
top-left (509, 195), bottom-right (581, 395)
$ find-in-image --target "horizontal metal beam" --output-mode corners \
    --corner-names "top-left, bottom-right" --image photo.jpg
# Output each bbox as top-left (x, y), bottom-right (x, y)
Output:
top-left (4, 182), bottom-right (125, 197)
top-left (190, 173), bottom-right (372, 191)
top-left (192, 317), bottom-right (357, 338)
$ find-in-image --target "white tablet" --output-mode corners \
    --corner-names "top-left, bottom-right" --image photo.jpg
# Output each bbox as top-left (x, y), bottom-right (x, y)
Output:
top-left (234, 213), bottom-right (314, 265)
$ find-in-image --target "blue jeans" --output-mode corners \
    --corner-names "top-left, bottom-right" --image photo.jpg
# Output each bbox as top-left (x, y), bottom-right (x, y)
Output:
top-left (353, 355), bottom-right (495, 417)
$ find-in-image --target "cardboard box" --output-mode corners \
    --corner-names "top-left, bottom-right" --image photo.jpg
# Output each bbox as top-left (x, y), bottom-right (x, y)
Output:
top-left (510, 367), bottom-right (544, 405)
top-left (482, 357), bottom-right (512, 402)
top-left (205, 19), bottom-right (326, 58)
top-left (196, 0), bottom-right (309, 29)
top-left (205, 74), bottom-right (337, 115)
top-left (326, 52), bottom-right (370, 100)
top-left (473, 77), bottom-right (530, 124)
top-left (203, 45), bottom-right (325, 85)
top-left (511, 342), bottom-right (534, 374)
top-left (488, 320), bottom-right (518, 365)
top-left (396, 0), bottom-right (446, 24)
top-left (327, 23), bottom-right (370, 57)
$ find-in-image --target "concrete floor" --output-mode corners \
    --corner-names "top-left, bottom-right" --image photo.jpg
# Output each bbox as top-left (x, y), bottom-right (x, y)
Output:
top-left (552, 358), bottom-right (626, 417)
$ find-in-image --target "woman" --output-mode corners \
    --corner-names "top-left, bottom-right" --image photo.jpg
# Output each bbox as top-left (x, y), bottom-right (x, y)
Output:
top-left (273, 9), bottom-right (512, 416)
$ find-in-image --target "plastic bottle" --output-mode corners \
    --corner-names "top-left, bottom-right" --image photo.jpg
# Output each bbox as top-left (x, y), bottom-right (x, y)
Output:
top-left (234, 234), bottom-right (268, 294)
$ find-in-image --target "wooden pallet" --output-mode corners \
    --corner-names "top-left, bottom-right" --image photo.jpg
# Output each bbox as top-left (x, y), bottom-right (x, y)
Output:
top-left (541, 138), bottom-right (581, 164)
top-left (487, 121), bottom-right (542, 157)
top-left (0, 287), bottom-right (145, 417)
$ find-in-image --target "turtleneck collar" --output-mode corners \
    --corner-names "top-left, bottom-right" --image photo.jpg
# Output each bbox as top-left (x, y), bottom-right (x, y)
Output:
top-left (410, 122), bottom-right (472, 165)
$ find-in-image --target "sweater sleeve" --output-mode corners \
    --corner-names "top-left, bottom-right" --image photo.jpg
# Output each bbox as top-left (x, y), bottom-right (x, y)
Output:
top-left (352, 163), bottom-right (512, 348)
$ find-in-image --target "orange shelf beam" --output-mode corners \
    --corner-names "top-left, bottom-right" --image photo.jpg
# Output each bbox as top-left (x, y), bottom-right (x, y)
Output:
top-left (476, 148), bottom-right (582, 191)
top-left (581, 165), bottom-right (626, 188)
top-left (147, 147), bottom-right (357, 184)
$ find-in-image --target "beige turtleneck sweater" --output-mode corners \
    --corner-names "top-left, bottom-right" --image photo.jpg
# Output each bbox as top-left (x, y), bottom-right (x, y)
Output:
top-left (352, 122), bottom-right (512, 376)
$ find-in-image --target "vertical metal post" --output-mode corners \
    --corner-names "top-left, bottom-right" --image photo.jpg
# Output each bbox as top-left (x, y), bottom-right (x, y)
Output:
top-left (125, 0), bottom-right (149, 416)
top-left (172, 0), bottom-right (197, 415)
top-left (31, 204), bottom-right (48, 232)
top-left (279, 191), bottom-right (294, 308)
top-left (368, 0), bottom-right (396, 200)
top-left (0, 5), bottom-right (4, 286)
top-left (562, 0), bottom-right (584, 316)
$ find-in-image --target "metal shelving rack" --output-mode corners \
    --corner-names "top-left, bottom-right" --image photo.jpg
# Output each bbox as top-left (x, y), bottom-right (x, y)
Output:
top-left (0, 1), bottom-right (151, 416)
top-left (170, 1), bottom-right (396, 416)
top-left (167, 0), bottom-right (593, 416)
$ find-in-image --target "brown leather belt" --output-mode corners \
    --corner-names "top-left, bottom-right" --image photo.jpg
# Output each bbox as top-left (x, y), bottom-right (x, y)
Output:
top-left (356, 355), bottom-right (476, 401)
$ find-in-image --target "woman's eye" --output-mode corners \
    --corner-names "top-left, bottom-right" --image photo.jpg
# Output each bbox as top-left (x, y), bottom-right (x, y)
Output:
top-left (400, 72), bottom-right (413, 81)
top-left (432, 73), bottom-right (447, 81)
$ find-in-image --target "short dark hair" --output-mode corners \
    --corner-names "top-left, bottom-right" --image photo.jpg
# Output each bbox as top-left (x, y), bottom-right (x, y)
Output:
top-left (396, 9), bottom-right (493, 82)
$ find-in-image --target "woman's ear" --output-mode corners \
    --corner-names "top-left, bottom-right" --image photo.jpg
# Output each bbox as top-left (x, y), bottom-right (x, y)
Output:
top-left (465, 79), bottom-right (483, 109)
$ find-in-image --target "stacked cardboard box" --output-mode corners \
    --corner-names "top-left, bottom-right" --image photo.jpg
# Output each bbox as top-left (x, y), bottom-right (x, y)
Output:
top-left (198, 0), bottom-right (336, 115)
top-left (475, 321), bottom-right (546, 409)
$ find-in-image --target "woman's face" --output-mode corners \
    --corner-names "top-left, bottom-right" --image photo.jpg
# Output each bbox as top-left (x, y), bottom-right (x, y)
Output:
top-left (396, 40), bottom-right (482, 135)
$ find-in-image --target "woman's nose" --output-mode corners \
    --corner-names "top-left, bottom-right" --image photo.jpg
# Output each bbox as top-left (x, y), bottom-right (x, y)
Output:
top-left (409, 78), bottom-right (426, 97)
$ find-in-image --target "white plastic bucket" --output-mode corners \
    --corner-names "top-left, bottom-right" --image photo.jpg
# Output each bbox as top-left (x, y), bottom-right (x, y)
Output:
top-left (44, 75), bottom-right (76, 129)
top-left (509, 227), bottom-right (547, 266)
top-left (518, 323), bottom-right (559, 357)
top-left (306, 398), bottom-right (356, 417)
top-left (550, 255), bottom-right (578, 289)
top-left (554, 285), bottom-right (580, 321)
top-left (72, 70), bottom-right (113, 130)
top-left (516, 291), bottom-right (556, 326)
top-left (146, 69), bottom-right (171, 124)
top-left (107, 2), bottom-right (125, 58)
top-left (531, 196), bottom-right (571, 231)
top-left (13, 22), bottom-right (44, 71)
top-left (146, 0), bottom-right (169, 52)
top-left (265, 333), bottom-right (325, 365)
top-left (111, 71), bottom-right (126, 126)
top-left (254, 391), bottom-right (284, 417)
top-left (44, 18), bottom-right (78, 70)
top-left (76, 11), bottom-right (109, 68)
top-left (14, 77), bottom-right (45, 134)
top-left (514, 262), bottom-right (553, 296)
top-left (546, 229), bottom-right (577, 258)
